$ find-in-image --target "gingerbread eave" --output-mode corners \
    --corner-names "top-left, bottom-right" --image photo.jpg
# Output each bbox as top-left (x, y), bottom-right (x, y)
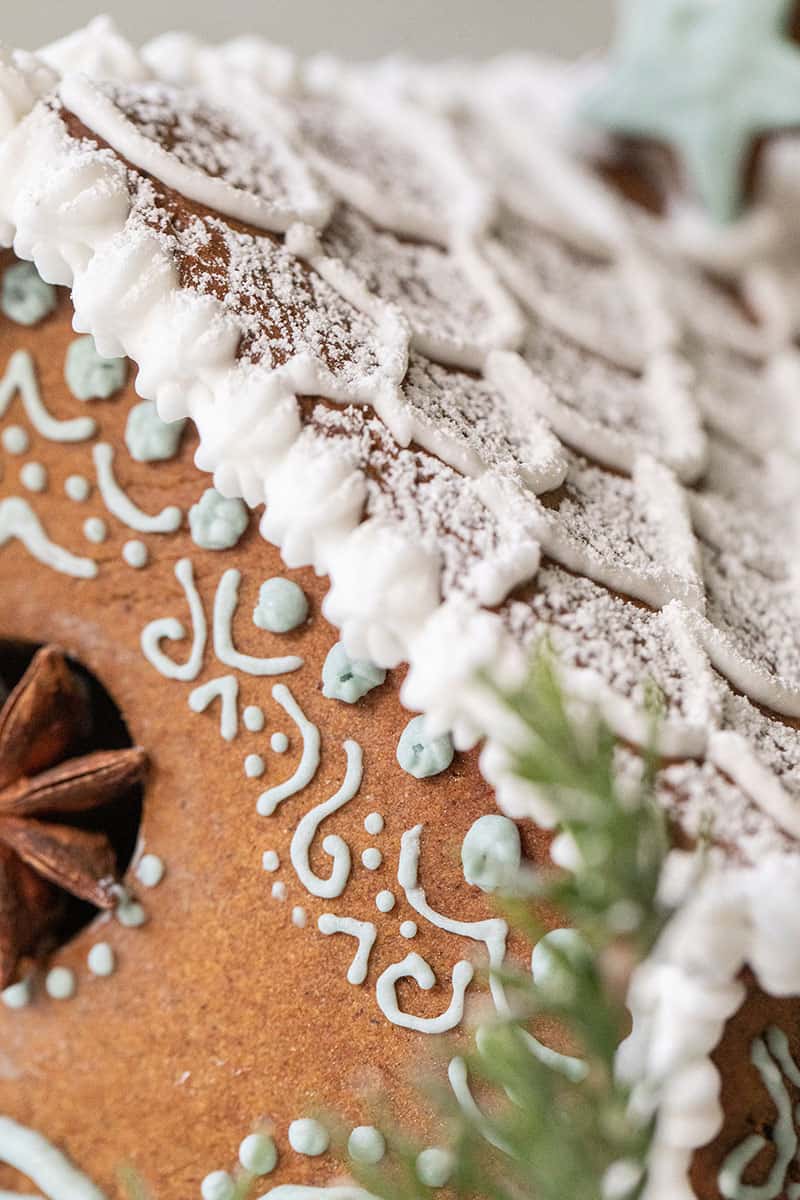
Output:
top-left (0, 16), bottom-right (800, 1200)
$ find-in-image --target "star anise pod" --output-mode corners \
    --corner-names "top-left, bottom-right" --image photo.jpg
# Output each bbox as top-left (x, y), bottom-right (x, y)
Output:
top-left (0, 646), bottom-right (146, 987)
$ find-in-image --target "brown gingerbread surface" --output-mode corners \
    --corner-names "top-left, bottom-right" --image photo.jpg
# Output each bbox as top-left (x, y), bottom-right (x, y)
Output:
top-left (0, 264), bottom-right (556, 1196)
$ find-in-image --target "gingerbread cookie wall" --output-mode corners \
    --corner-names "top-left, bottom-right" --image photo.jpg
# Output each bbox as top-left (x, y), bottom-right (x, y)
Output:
top-left (1, 16), bottom-right (800, 1200)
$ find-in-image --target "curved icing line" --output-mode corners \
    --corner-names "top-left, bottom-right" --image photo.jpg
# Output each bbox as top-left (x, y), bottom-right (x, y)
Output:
top-left (93, 443), bottom-right (182, 533)
top-left (0, 348), bottom-right (96, 443)
top-left (140, 557), bottom-right (207, 681)
top-left (289, 739), bottom-right (361, 899)
top-left (375, 952), bottom-right (474, 1035)
top-left (447, 1056), bottom-right (513, 1155)
top-left (59, 74), bottom-right (333, 235)
top-left (398, 824), bottom-right (509, 1015)
top-left (717, 1033), bottom-right (796, 1200)
top-left (188, 674), bottom-right (239, 741)
top-left (0, 497), bottom-right (97, 578)
top-left (257, 684), bottom-right (320, 816)
top-left (290, 221), bottom-right (525, 373)
top-left (213, 568), bottom-right (304, 676)
top-left (0, 1116), bottom-right (106, 1200)
top-left (317, 912), bottom-right (376, 984)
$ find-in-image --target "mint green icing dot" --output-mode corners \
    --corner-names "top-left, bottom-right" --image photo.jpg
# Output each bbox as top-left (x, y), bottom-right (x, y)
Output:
top-left (189, 488), bottom-right (248, 551)
top-left (65, 474), bottom-right (90, 502)
top-left (245, 754), bottom-right (265, 779)
top-left (348, 1126), bottom-right (386, 1165)
top-left (322, 642), bottom-right (386, 703)
top-left (87, 942), bottom-right (115, 977)
top-left (244, 705), bottom-right (265, 733)
top-left (83, 517), bottom-right (107, 544)
top-left (288, 1118), bottom-right (329, 1157)
top-left (65, 336), bottom-right (127, 401)
top-left (253, 577), bottom-right (308, 633)
top-left (239, 1132), bottom-right (278, 1175)
top-left (397, 716), bottom-right (454, 779)
top-left (201, 1170), bottom-right (235, 1200)
top-left (461, 814), bottom-right (521, 894)
top-left (1, 978), bottom-right (31, 1009)
top-left (416, 1147), bottom-right (454, 1189)
top-left (2, 261), bottom-right (56, 326)
top-left (125, 400), bottom-right (186, 462)
top-left (45, 966), bottom-right (76, 1000)
top-left (20, 462), bottom-right (47, 493)
top-left (2, 425), bottom-right (28, 455)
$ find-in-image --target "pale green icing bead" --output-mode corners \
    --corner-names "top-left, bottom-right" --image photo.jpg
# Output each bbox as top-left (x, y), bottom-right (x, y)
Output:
top-left (87, 942), bottom-right (115, 977)
top-left (1, 261), bottom-right (56, 326)
top-left (65, 335), bottom-right (127, 401)
top-left (322, 642), bottom-right (386, 704)
top-left (1, 978), bottom-right (32, 1009)
top-left (253, 577), bottom-right (308, 634)
top-left (125, 400), bottom-right (186, 463)
top-left (531, 928), bottom-right (590, 1000)
top-left (288, 1118), bottom-right (329, 1157)
top-left (136, 853), bottom-right (165, 888)
top-left (45, 966), bottom-right (76, 1000)
top-left (201, 1170), bottom-right (235, 1200)
top-left (239, 1132), bottom-right (278, 1175)
top-left (116, 898), bottom-right (147, 928)
top-left (396, 716), bottom-right (454, 779)
top-left (189, 488), bottom-right (249, 551)
top-left (461, 814), bottom-right (521, 894)
top-left (416, 1147), bottom-right (454, 1189)
top-left (348, 1126), bottom-right (386, 1165)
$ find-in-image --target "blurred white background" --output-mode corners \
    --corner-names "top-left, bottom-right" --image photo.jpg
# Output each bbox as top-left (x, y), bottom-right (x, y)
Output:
top-left (5, 1), bottom-right (614, 59)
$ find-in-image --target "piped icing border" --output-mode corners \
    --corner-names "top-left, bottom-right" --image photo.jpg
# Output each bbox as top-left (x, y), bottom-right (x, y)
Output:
top-left (2, 24), bottom-right (800, 1200)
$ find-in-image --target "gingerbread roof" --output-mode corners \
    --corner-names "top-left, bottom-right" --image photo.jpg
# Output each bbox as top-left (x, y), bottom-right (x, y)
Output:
top-left (3, 16), bottom-right (800, 1199)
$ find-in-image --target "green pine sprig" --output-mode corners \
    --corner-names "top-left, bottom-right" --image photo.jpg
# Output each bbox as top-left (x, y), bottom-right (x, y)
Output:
top-left (350, 646), bottom-right (674, 1200)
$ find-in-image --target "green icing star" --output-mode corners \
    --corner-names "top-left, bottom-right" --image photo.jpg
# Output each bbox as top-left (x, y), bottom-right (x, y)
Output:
top-left (583, 0), bottom-right (800, 222)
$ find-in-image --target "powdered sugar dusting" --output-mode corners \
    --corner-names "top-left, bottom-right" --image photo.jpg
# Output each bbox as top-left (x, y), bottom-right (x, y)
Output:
top-left (320, 203), bottom-right (521, 368)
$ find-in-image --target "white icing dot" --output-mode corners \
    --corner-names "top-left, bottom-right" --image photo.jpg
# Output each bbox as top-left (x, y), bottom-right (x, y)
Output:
top-left (65, 474), bottom-right (91, 502)
top-left (136, 854), bottom-right (165, 888)
top-left (262, 850), bottom-right (280, 872)
top-left (272, 881), bottom-right (287, 901)
top-left (83, 516), bottom-right (107, 544)
top-left (116, 898), bottom-right (147, 928)
top-left (123, 539), bottom-right (149, 569)
top-left (400, 921), bottom-right (418, 939)
top-left (292, 906), bottom-right (307, 928)
top-left (288, 1118), bottom-right (330, 1157)
top-left (87, 942), bottom-right (115, 977)
top-left (45, 966), bottom-right (76, 1000)
top-left (416, 1147), bottom-right (454, 1189)
top-left (348, 1126), bottom-right (386, 1165)
top-left (20, 461), bottom-right (47, 493)
top-left (1, 978), bottom-right (32, 1009)
top-left (2, 425), bottom-right (28, 455)
top-left (244, 705), bottom-right (265, 733)
top-left (375, 890), bottom-right (395, 913)
top-left (239, 1132), bottom-right (278, 1176)
top-left (364, 812), bottom-right (384, 835)
top-left (270, 731), bottom-right (289, 754)
top-left (201, 1170), bottom-right (236, 1200)
top-left (245, 753), bottom-right (266, 779)
top-left (362, 847), bottom-right (383, 871)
